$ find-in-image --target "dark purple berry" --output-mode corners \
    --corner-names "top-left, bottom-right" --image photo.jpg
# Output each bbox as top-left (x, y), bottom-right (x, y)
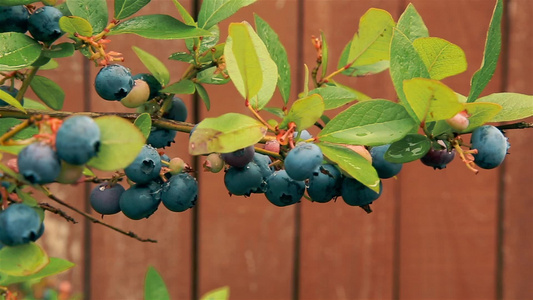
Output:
top-left (90, 182), bottom-right (125, 215)
top-left (221, 145), bottom-right (255, 168)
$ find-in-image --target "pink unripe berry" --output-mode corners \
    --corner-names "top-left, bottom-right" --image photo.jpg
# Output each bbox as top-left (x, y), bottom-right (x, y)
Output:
top-left (169, 157), bottom-right (186, 175)
top-left (203, 153), bottom-right (225, 173)
top-left (120, 79), bottom-right (150, 108)
top-left (264, 140), bottom-right (280, 154)
top-left (446, 110), bottom-right (469, 131)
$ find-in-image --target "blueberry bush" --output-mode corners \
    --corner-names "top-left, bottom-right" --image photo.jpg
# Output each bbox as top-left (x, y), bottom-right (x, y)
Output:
top-left (0, 0), bottom-right (531, 297)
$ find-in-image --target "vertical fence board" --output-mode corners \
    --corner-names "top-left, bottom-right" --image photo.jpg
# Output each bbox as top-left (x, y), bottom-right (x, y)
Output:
top-left (502, 1), bottom-right (533, 299)
top-left (88, 1), bottom-right (193, 299)
top-left (299, 1), bottom-right (401, 299)
top-left (196, 1), bottom-right (299, 299)
top-left (397, 1), bottom-right (503, 299)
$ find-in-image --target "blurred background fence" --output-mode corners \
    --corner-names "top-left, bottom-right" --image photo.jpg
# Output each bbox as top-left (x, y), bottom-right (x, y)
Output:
top-left (32, 0), bottom-right (533, 299)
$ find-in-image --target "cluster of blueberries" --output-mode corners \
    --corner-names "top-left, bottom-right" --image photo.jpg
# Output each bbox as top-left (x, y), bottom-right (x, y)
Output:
top-left (0, 5), bottom-right (64, 43)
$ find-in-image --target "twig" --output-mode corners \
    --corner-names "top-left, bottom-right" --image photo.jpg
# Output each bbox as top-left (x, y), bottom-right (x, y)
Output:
top-left (39, 202), bottom-right (78, 224)
top-left (496, 122), bottom-right (533, 131)
top-left (37, 186), bottom-right (157, 243)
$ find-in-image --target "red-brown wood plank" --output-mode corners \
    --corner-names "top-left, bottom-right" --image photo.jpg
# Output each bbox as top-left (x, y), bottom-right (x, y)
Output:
top-left (502, 1), bottom-right (533, 299)
top-left (88, 1), bottom-right (193, 299)
top-left (299, 1), bottom-right (402, 299)
top-left (398, 1), bottom-right (503, 299)
top-left (196, 1), bottom-right (299, 299)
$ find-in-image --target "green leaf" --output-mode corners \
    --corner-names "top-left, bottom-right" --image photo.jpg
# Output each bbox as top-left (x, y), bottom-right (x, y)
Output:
top-left (384, 133), bottom-right (431, 163)
top-left (194, 83), bottom-right (210, 111)
top-left (198, 0), bottom-right (256, 29)
top-left (318, 99), bottom-right (417, 146)
top-left (0, 89), bottom-right (25, 112)
top-left (189, 113), bottom-right (267, 155)
top-left (132, 46), bottom-right (170, 86)
top-left (66, 0), bottom-right (108, 33)
top-left (0, 145), bottom-right (26, 155)
top-left (196, 67), bottom-right (230, 85)
top-left (108, 15), bottom-right (211, 40)
top-left (0, 243), bottom-right (49, 276)
top-left (254, 14), bottom-right (291, 104)
top-left (396, 3), bottom-right (429, 41)
top-left (476, 92), bottom-right (533, 122)
top-left (339, 8), bottom-right (395, 70)
top-left (168, 52), bottom-right (194, 63)
top-left (161, 80), bottom-right (196, 94)
top-left (0, 32), bottom-right (42, 71)
top-left (0, 257), bottom-right (74, 286)
top-left (171, 0), bottom-right (195, 26)
top-left (0, 0), bottom-right (36, 4)
top-left (23, 97), bottom-right (51, 110)
top-left (144, 266), bottom-right (170, 300)
top-left (200, 286), bottom-right (230, 300)
top-left (317, 142), bottom-right (380, 193)
top-left (225, 22), bottom-right (277, 110)
top-left (0, 118), bottom-right (37, 140)
top-left (58, 16), bottom-right (93, 37)
top-left (321, 31), bottom-right (329, 79)
top-left (196, 26), bottom-right (221, 57)
top-left (330, 80), bottom-right (371, 101)
top-left (134, 113), bottom-right (151, 139)
top-left (39, 59), bottom-right (59, 70)
top-left (308, 85), bottom-right (358, 110)
top-left (114, 0), bottom-right (151, 20)
top-left (389, 27), bottom-right (430, 121)
top-left (87, 116), bottom-right (145, 171)
top-left (30, 75), bottom-right (65, 110)
top-left (43, 43), bottom-right (76, 59)
top-left (413, 37), bottom-right (467, 80)
top-left (462, 102), bottom-right (502, 132)
top-left (279, 94), bottom-right (324, 130)
top-left (403, 78), bottom-right (464, 124)
top-left (467, 0), bottom-right (503, 102)
top-left (262, 106), bottom-right (285, 119)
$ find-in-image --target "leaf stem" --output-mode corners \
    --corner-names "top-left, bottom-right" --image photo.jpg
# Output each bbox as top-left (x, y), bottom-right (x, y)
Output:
top-left (0, 118), bottom-right (32, 145)
top-left (246, 105), bottom-right (276, 132)
top-left (17, 66), bottom-right (39, 102)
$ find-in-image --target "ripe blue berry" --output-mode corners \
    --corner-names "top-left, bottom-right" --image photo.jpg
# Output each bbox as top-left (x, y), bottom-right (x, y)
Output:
top-left (224, 162), bottom-right (264, 196)
top-left (132, 73), bottom-right (161, 99)
top-left (163, 96), bottom-right (188, 122)
top-left (370, 144), bottom-right (402, 179)
top-left (18, 142), bottom-right (61, 184)
top-left (265, 170), bottom-right (305, 207)
top-left (119, 183), bottom-right (161, 220)
top-left (56, 115), bottom-right (101, 165)
top-left (161, 173), bottom-right (198, 212)
top-left (147, 128), bottom-right (176, 148)
top-left (253, 153), bottom-right (274, 180)
top-left (90, 182), bottom-right (125, 215)
top-left (284, 142), bottom-right (323, 181)
top-left (221, 145), bottom-right (255, 168)
top-left (293, 130), bottom-right (313, 141)
top-left (307, 164), bottom-right (343, 203)
top-left (0, 203), bottom-right (43, 246)
top-left (342, 178), bottom-right (382, 206)
top-left (0, 5), bottom-right (29, 33)
top-left (28, 6), bottom-right (63, 43)
top-left (471, 125), bottom-right (510, 169)
top-left (420, 145), bottom-right (455, 170)
top-left (94, 64), bottom-right (134, 101)
top-left (124, 144), bottom-right (162, 184)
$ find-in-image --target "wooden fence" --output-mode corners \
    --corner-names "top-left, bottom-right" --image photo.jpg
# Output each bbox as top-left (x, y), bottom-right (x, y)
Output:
top-left (32, 0), bottom-right (533, 299)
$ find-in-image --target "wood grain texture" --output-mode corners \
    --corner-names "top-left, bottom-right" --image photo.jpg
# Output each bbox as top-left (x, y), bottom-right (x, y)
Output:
top-left (501, 1), bottom-right (533, 299)
top-left (300, 1), bottom-right (401, 299)
top-left (397, 1), bottom-right (503, 299)
top-left (196, 1), bottom-right (299, 299)
top-left (87, 1), bottom-right (193, 299)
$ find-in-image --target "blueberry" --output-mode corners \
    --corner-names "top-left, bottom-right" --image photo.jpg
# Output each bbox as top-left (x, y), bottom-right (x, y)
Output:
top-left (125, 144), bottom-right (162, 184)
top-left (94, 64), bottom-right (134, 101)
top-left (147, 128), bottom-right (176, 148)
top-left (119, 183), bottom-right (161, 220)
top-left (163, 96), bottom-right (188, 122)
top-left (28, 6), bottom-right (64, 43)
top-left (471, 125), bottom-right (510, 169)
top-left (56, 116), bottom-right (101, 165)
top-left (342, 178), bottom-right (382, 206)
top-left (161, 173), bottom-right (198, 212)
top-left (221, 145), bottom-right (255, 168)
top-left (0, 5), bottom-right (29, 33)
top-left (293, 130), bottom-right (313, 141)
top-left (284, 142), bottom-right (323, 181)
top-left (18, 142), bottom-right (61, 184)
top-left (252, 152), bottom-right (274, 180)
top-left (0, 86), bottom-right (23, 107)
top-left (420, 143), bottom-right (455, 170)
top-left (307, 164), bottom-right (343, 203)
top-left (370, 144), bottom-right (402, 179)
top-left (120, 79), bottom-right (150, 108)
top-left (90, 182), bottom-right (125, 215)
top-left (265, 170), bottom-right (305, 207)
top-left (132, 73), bottom-right (162, 99)
top-left (224, 162), bottom-right (264, 196)
top-left (0, 203), bottom-right (43, 246)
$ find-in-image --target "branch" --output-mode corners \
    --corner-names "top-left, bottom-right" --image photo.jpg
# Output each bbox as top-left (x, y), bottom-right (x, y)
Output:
top-left (37, 186), bottom-right (157, 243)
top-left (496, 122), bottom-right (533, 131)
top-left (39, 202), bottom-right (78, 224)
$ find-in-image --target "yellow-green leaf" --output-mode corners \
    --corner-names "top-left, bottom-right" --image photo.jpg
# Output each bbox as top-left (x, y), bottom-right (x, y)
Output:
top-left (0, 243), bottom-right (49, 276)
top-left (413, 37), bottom-right (467, 80)
top-left (279, 94), bottom-right (324, 130)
